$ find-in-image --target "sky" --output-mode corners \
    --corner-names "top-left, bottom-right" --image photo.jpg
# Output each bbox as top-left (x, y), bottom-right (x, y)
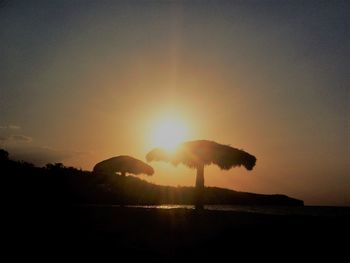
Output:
top-left (0, 0), bottom-right (349, 206)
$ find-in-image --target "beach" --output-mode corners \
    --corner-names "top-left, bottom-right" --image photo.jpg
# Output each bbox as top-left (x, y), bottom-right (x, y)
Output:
top-left (6, 205), bottom-right (349, 260)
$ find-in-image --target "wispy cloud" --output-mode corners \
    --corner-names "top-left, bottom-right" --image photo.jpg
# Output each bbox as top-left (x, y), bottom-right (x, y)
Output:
top-left (5, 146), bottom-right (88, 167)
top-left (0, 134), bottom-right (33, 143)
top-left (0, 124), bottom-right (32, 144)
top-left (0, 124), bottom-right (86, 166)
top-left (9, 135), bottom-right (32, 143)
top-left (0, 124), bottom-right (21, 130)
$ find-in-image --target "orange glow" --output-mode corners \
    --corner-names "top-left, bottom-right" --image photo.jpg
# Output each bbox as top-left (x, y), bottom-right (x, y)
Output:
top-left (149, 113), bottom-right (190, 151)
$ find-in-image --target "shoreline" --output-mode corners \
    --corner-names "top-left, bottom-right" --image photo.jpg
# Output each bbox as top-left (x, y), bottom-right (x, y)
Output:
top-left (72, 203), bottom-right (350, 216)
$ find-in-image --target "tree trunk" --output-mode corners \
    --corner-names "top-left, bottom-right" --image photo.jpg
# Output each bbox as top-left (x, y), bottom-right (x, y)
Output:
top-left (195, 163), bottom-right (204, 210)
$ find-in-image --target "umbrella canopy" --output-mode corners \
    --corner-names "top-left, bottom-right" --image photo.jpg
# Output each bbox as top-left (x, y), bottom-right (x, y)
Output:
top-left (146, 140), bottom-right (256, 171)
top-left (146, 140), bottom-right (256, 209)
top-left (93, 155), bottom-right (154, 177)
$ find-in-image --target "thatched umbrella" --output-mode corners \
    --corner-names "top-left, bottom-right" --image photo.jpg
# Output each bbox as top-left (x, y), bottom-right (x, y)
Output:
top-left (93, 155), bottom-right (154, 177)
top-left (93, 155), bottom-right (154, 206)
top-left (146, 140), bottom-right (256, 209)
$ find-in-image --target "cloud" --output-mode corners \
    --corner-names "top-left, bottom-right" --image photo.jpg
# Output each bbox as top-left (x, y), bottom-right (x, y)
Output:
top-left (9, 135), bottom-right (33, 143)
top-left (0, 125), bottom-right (32, 144)
top-left (0, 124), bottom-right (87, 167)
top-left (5, 146), bottom-right (73, 166)
top-left (0, 124), bottom-right (21, 130)
top-left (0, 124), bottom-right (29, 144)
top-left (0, 134), bottom-right (33, 143)
top-left (8, 125), bottom-right (20, 130)
top-left (4, 145), bottom-right (89, 167)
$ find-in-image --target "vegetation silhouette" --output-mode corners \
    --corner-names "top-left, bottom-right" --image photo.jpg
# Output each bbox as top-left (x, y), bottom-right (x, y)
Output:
top-left (1, 148), bottom-right (302, 207)
top-left (146, 140), bottom-right (257, 209)
top-left (0, 148), bottom-right (9, 160)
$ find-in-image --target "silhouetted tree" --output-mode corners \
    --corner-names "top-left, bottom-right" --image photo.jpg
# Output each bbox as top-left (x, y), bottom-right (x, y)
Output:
top-left (0, 149), bottom-right (9, 161)
top-left (46, 162), bottom-right (64, 170)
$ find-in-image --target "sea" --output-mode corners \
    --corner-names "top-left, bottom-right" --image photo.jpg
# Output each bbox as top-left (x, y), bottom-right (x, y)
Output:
top-left (124, 204), bottom-right (350, 217)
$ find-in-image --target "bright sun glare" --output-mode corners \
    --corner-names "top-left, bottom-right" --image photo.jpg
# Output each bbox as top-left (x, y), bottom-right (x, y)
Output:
top-left (151, 118), bottom-right (188, 151)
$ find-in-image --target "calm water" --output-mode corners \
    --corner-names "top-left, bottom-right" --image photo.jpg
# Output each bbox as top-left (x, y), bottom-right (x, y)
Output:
top-left (125, 204), bottom-right (350, 217)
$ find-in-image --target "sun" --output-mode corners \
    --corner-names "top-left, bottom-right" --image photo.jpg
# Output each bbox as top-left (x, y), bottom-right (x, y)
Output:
top-left (151, 118), bottom-right (188, 151)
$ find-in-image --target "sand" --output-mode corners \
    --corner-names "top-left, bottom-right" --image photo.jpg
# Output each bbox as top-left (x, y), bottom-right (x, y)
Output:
top-left (5, 206), bottom-right (349, 260)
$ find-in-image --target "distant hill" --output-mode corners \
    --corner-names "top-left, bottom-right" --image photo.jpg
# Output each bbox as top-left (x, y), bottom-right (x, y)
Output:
top-left (101, 174), bottom-right (304, 206)
top-left (0, 149), bottom-right (303, 206)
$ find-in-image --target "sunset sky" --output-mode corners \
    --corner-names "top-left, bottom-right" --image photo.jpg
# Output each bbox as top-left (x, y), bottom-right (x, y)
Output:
top-left (1, 0), bottom-right (349, 206)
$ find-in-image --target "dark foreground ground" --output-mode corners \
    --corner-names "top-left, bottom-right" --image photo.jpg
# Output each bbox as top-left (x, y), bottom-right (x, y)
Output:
top-left (5, 205), bottom-right (350, 260)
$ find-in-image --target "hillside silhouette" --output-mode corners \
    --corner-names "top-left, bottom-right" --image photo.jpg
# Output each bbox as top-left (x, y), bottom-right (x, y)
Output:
top-left (1, 149), bottom-right (302, 206)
